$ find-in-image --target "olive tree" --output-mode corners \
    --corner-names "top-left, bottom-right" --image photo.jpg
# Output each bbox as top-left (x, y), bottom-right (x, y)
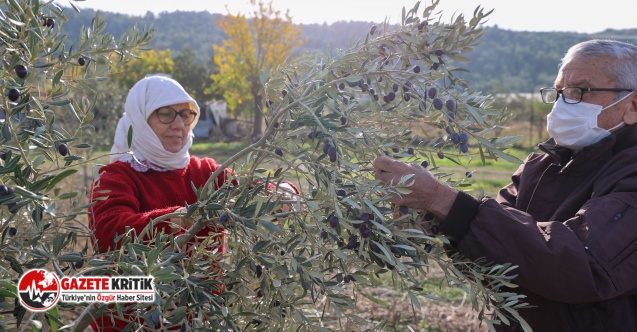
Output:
top-left (73, 2), bottom-right (530, 332)
top-left (0, 0), bottom-right (151, 329)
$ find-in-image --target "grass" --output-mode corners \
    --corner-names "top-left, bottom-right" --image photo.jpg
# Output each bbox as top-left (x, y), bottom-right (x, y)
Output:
top-left (187, 140), bottom-right (536, 198)
top-left (438, 146), bottom-right (534, 197)
top-left (190, 140), bottom-right (250, 162)
top-left (377, 271), bottom-right (468, 303)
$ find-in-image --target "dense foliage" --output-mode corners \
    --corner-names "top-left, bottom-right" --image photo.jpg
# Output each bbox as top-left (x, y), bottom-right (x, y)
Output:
top-left (0, 0), bottom-right (151, 330)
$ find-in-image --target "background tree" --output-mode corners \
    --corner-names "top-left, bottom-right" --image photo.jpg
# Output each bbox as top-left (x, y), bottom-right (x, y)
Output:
top-left (172, 46), bottom-right (215, 101)
top-left (112, 48), bottom-right (175, 89)
top-left (210, 0), bottom-right (305, 137)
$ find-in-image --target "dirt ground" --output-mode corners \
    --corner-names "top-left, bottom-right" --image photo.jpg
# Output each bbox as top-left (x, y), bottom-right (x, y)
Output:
top-left (311, 283), bottom-right (490, 332)
top-left (349, 286), bottom-right (488, 331)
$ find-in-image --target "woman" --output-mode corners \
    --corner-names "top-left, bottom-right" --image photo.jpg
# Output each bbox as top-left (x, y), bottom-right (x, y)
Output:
top-left (89, 75), bottom-right (234, 253)
top-left (89, 76), bottom-right (296, 330)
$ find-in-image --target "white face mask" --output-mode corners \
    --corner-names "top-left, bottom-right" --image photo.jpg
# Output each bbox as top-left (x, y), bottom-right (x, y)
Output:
top-left (547, 92), bottom-right (634, 150)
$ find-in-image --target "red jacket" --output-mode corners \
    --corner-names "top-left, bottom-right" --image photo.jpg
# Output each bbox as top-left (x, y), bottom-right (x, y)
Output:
top-left (441, 124), bottom-right (637, 331)
top-left (90, 156), bottom-right (234, 253)
top-left (89, 156), bottom-right (235, 331)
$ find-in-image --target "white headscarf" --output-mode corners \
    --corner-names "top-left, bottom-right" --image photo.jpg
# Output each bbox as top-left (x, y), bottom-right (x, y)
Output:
top-left (110, 75), bottom-right (200, 170)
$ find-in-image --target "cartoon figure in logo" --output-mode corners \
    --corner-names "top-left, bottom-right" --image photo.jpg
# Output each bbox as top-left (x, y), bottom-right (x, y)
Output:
top-left (18, 269), bottom-right (60, 312)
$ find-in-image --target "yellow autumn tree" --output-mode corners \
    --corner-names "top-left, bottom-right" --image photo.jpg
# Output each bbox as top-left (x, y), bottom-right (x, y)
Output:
top-left (113, 49), bottom-right (175, 89)
top-left (210, 0), bottom-right (305, 137)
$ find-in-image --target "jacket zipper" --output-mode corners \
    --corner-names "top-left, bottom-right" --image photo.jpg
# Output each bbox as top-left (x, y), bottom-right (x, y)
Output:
top-left (584, 204), bottom-right (629, 251)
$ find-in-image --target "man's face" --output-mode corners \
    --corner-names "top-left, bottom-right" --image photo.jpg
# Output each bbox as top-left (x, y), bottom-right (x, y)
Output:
top-left (554, 55), bottom-right (633, 130)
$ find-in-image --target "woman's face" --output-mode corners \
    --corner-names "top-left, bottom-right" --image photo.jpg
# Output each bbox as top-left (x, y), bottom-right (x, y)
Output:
top-left (147, 102), bottom-right (197, 153)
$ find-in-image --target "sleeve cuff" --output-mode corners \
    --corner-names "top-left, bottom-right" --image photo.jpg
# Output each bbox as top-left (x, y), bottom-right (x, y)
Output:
top-left (439, 191), bottom-right (480, 244)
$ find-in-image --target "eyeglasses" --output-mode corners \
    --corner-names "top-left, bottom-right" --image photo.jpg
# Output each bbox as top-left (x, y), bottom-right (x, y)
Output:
top-left (540, 87), bottom-right (634, 104)
top-left (154, 106), bottom-right (198, 125)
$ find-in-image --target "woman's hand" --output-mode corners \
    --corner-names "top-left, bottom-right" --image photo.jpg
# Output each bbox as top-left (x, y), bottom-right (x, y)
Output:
top-left (169, 207), bottom-right (194, 230)
top-left (373, 155), bottom-right (457, 220)
top-left (274, 182), bottom-right (299, 213)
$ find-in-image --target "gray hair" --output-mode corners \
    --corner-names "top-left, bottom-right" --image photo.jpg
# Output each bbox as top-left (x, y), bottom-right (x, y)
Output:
top-left (561, 40), bottom-right (637, 98)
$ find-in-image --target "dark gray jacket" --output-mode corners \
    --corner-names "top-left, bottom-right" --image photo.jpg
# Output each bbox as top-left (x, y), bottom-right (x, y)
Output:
top-left (441, 124), bottom-right (637, 331)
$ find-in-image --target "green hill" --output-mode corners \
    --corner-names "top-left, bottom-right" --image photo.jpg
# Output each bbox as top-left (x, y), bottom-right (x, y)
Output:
top-left (62, 8), bottom-right (637, 94)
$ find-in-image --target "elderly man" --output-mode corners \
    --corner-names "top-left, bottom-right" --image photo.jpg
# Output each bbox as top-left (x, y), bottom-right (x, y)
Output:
top-left (374, 39), bottom-right (637, 331)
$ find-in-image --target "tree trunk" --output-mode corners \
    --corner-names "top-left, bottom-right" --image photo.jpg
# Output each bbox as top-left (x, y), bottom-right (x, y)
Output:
top-left (252, 84), bottom-right (263, 138)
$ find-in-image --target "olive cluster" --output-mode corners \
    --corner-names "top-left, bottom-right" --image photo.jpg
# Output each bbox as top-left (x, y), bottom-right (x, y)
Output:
top-left (266, 31), bottom-right (463, 178)
top-left (1, 168), bottom-right (47, 220)
top-left (323, 212), bottom-right (376, 244)
top-left (319, 39), bottom-right (452, 120)
top-left (6, 64), bottom-right (28, 102)
top-left (321, 139), bottom-right (339, 163)
top-left (320, 207), bottom-right (430, 273)
top-left (249, 260), bottom-right (290, 319)
top-left (0, 184), bottom-right (16, 214)
top-left (5, 62), bottom-right (72, 156)
top-left (6, 55), bottom-right (86, 105)
top-left (40, 17), bottom-right (55, 28)
top-left (450, 131), bottom-right (470, 153)
top-left (337, 72), bottom-right (454, 111)
top-left (334, 272), bottom-right (355, 283)
top-left (426, 86), bottom-right (457, 114)
top-left (354, 212), bottom-right (375, 238)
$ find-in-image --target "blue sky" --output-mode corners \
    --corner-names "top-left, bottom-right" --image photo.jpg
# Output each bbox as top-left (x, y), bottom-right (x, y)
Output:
top-left (55, 0), bottom-right (637, 34)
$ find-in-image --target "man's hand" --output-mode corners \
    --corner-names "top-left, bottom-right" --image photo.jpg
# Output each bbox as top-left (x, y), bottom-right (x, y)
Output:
top-left (373, 155), bottom-right (457, 220)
